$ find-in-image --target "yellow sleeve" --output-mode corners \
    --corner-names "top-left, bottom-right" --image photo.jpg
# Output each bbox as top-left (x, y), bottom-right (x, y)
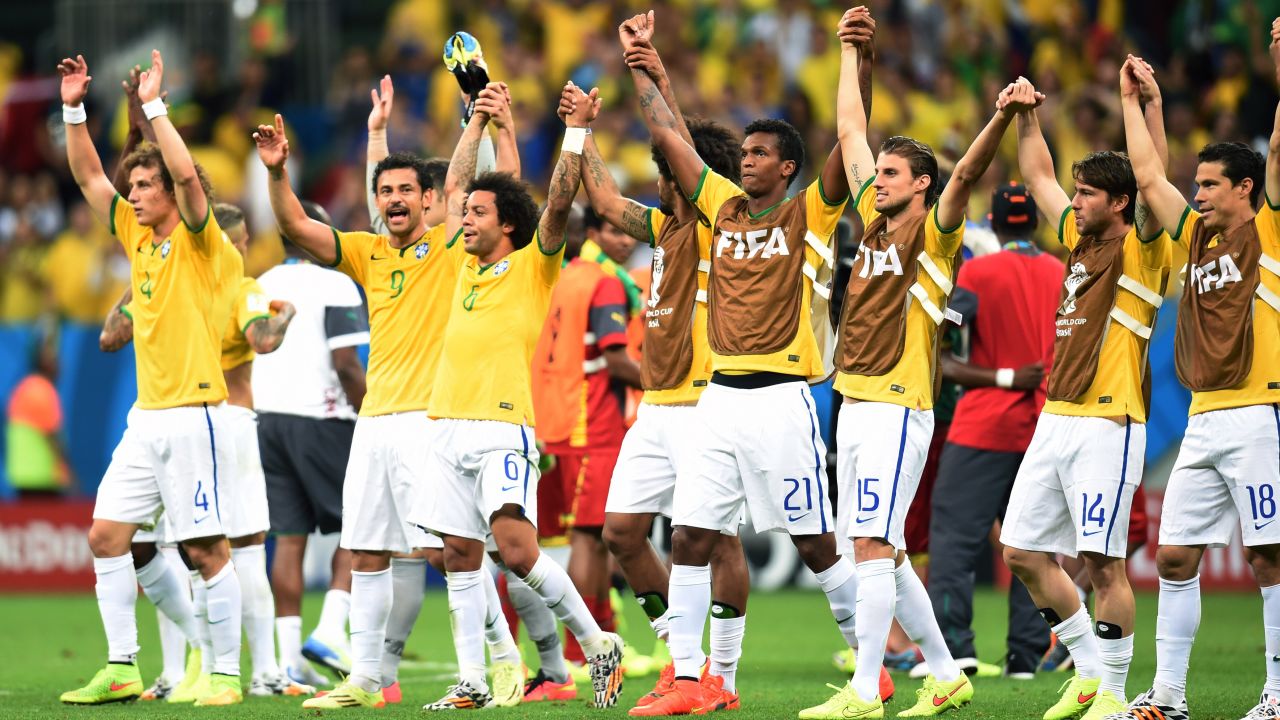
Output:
top-left (805, 180), bottom-right (848, 237)
top-left (925, 204), bottom-right (965, 257)
top-left (1138, 229), bottom-right (1173, 269)
top-left (332, 229), bottom-right (373, 286)
top-left (854, 175), bottom-right (879, 226)
top-left (183, 203), bottom-right (221, 258)
top-left (236, 279), bottom-right (271, 336)
top-left (1169, 205), bottom-right (1200, 252)
top-left (110, 194), bottom-right (137, 251)
top-left (647, 208), bottom-right (667, 247)
top-left (533, 230), bottom-right (565, 287)
top-left (1259, 202), bottom-right (1280, 255)
top-left (1057, 208), bottom-right (1080, 251)
top-left (689, 168), bottom-right (745, 227)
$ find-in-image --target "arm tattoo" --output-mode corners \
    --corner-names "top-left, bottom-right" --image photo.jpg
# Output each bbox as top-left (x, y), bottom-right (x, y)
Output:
top-left (449, 134), bottom-right (482, 193)
top-left (247, 315), bottom-right (292, 354)
top-left (618, 201), bottom-right (650, 242)
top-left (635, 74), bottom-right (677, 130)
top-left (849, 162), bottom-right (864, 189)
top-left (586, 147), bottom-right (609, 189)
top-left (101, 310), bottom-right (134, 351)
top-left (1135, 202), bottom-right (1150, 236)
top-left (540, 150), bottom-right (583, 251)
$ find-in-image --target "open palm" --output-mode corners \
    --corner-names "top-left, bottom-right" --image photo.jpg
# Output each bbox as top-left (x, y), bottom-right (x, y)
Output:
top-left (56, 55), bottom-right (91, 106)
top-left (253, 114), bottom-right (290, 171)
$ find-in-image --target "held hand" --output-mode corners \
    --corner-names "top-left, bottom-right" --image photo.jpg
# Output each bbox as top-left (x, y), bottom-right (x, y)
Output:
top-left (368, 74), bottom-right (394, 132)
top-left (252, 113), bottom-right (290, 173)
top-left (618, 11), bottom-right (653, 52)
top-left (474, 82), bottom-right (513, 129)
top-left (564, 82), bottom-right (598, 128)
top-left (1013, 361), bottom-right (1045, 390)
top-left (1119, 58), bottom-right (1142, 101)
top-left (57, 55), bottom-right (92, 106)
top-left (136, 49), bottom-right (164, 104)
top-left (556, 83), bottom-right (576, 122)
top-left (1129, 56), bottom-right (1162, 105)
top-left (269, 299), bottom-right (296, 321)
top-left (623, 44), bottom-right (665, 78)
top-left (837, 7), bottom-right (875, 48)
top-left (999, 77), bottom-right (1044, 116)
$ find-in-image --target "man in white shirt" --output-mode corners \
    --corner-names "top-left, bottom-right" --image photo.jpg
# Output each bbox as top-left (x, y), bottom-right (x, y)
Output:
top-left (253, 200), bottom-right (370, 687)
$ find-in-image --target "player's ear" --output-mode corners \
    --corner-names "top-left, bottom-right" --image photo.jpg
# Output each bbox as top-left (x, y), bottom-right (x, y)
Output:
top-left (780, 159), bottom-right (797, 180)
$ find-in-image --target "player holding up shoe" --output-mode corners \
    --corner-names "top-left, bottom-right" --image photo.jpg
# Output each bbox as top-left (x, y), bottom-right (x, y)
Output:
top-left (622, 8), bottom-right (892, 717)
top-left (58, 49), bottom-right (245, 707)
top-left (816, 7), bottom-right (1024, 717)
top-left (1112, 29), bottom-right (1280, 720)
top-left (416, 81), bottom-right (624, 711)
top-left (999, 70), bottom-right (1172, 720)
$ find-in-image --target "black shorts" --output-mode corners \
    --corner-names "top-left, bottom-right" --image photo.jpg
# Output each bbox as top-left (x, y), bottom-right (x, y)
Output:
top-left (258, 412), bottom-right (354, 535)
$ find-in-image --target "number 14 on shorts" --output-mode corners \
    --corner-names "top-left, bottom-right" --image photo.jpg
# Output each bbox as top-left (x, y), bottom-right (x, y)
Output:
top-left (1080, 493), bottom-right (1106, 536)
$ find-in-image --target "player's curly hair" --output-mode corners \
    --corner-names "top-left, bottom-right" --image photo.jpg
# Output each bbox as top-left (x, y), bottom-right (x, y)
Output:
top-left (651, 118), bottom-right (742, 186)
top-left (213, 202), bottom-right (245, 231)
top-left (880, 136), bottom-right (939, 207)
top-left (122, 142), bottom-right (214, 202)
top-left (371, 152), bottom-right (436, 195)
top-left (467, 171), bottom-right (539, 249)
top-left (743, 118), bottom-right (805, 186)
top-left (1071, 151), bottom-right (1137, 224)
top-left (1199, 142), bottom-right (1266, 208)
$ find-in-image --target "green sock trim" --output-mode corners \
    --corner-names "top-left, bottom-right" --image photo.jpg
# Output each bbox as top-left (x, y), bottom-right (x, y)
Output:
top-left (636, 592), bottom-right (668, 619)
top-left (710, 602), bottom-right (742, 619)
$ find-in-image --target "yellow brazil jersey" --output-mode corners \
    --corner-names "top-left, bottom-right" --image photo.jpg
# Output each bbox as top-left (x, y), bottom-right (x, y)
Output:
top-left (1173, 203), bottom-right (1280, 415)
top-left (111, 195), bottom-right (233, 409)
top-left (691, 169), bottom-right (846, 377)
top-left (834, 177), bottom-right (962, 409)
top-left (220, 276), bottom-right (272, 371)
top-left (429, 234), bottom-right (565, 425)
top-left (641, 207), bottom-right (712, 405)
top-left (329, 223), bottom-right (466, 416)
top-left (1044, 209), bottom-right (1172, 422)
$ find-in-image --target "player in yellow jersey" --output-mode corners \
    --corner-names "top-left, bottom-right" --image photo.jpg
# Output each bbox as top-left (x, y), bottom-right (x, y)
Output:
top-left (572, 62), bottom-right (750, 709)
top-left (620, 9), bottom-right (895, 718)
top-left (57, 50), bottom-right (246, 707)
top-left (101, 203), bottom-right (308, 700)
top-left (813, 8), bottom-right (1027, 716)
top-left (998, 71), bottom-right (1172, 720)
top-left (414, 80), bottom-right (624, 711)
top-left (1115, 28), bottom-right (1280, 720)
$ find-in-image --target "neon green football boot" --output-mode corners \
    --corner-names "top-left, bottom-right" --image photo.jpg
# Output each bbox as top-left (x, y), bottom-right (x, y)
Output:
top-left (60, 663), bottom-right (144, 704)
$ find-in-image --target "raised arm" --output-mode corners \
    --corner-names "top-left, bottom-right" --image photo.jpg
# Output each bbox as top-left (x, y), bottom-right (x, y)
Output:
top-left (1120, 58), bottom-right (1188, 232)
top-left (112, 66), bottom-right (159, 197)
top-left (99, 287), bottom-right (134, 352)
top-left (1011, 88), bottom-right (1071, 224)
top-left (367, 74), bottom-right (392, 234)
top-left (621, 13), bottom-right (705, 198)
top-left (254, 114), bottom-right (339, 264)
top-left (443, 88), bottom-right (494, 244)
top-left (1129, 57), bottom-right (1170, 239)
top-left (57, 55), bottom-right (116, 225)
top-left (484, 83), bottom-right (521, 179)
top-left (245, 300), bottom-right (296, 354)
top-left (836, 18), bottom-right (876, 192)
top-left (558, 84), bottom-right (651, 243)
top-left (537, 83), bottom-right (591, 252)
top-left (937, 81), bottom-right (1037, 230)
top-left (136, 50), bottom-right (208, 231)
top-left (618, 23), bottom-right (693, 148)
top-left (1268, 18), bottom-right (1280, 205)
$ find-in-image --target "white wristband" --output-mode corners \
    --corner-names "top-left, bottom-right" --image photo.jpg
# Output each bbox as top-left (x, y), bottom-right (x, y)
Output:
top-left (141, 97), bottom-right (167, 121)
top-left (62, 104), bottom-right (87, 125)
top-left (561, 127), bottom-right (590, 155)
top-left (995, 368), bottom-right (1015, 389)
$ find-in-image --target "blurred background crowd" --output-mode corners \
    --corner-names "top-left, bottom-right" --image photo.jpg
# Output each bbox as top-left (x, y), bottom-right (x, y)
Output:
top-left (0, 0), bottom-right (1276, 495)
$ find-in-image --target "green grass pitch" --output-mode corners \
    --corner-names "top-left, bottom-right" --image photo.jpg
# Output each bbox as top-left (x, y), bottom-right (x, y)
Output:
top-left (0, 588), bottom-right (1264, 719)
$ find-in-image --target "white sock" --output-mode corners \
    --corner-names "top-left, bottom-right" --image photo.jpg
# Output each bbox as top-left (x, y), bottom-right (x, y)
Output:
top-left (190, 571), bottom-right (215, 673)
top-left (230, 545), bottom-right (279, 678)
top-left (893, 561), bottom-right (960, 682)
top-left (277, 615), bottom-right (303, 669)
top-left (382, 558), bottom-right (426, 686)
top-left (505, 569), bottom-right (567, 682)
top-left (204, 561), bottom-right (243, 676)
top-left (852, 558), bottom-right (896, 701)
top-left (1053, 605), bottom-right (1101, 680)
top-left (1266, 584), bottom-right (1280, 696)
top-left (94, 553), bottom-right (139, 663)
top-left (446, 570), bottom-right (489, 690)
top-left (482, 568), bottom-right (521, 665)
top-left (1153, 576), bottom-right (1199, 704)
top-left (156, 607), bottom-right (187, 682)
top-left (316, 588), bottom-right (351, 640)
top-left (651, 611), bottom-right (671, 642)
top-left (710, 613), bottom-right (745, 693)
top-left (815, 558), bottom-right (859, 650)
top-left (667, 564), bottom-right (711, 679)
top-left (522, 553), bottom-right (606, 654)
top-left (349, 569), bottom-right (392, 692)
top-left (136, 550), bottom-right (200, 647)
top-left (1097, 634), bottom-right (1133, 699)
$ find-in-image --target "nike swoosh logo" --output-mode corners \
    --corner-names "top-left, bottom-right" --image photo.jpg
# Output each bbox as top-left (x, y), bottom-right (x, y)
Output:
top-left (109, 682), bottom-right (137, 692)
top-left (370, 254), bottom-right (385, 260)
top-left (1256, 520), bottom-right (1276, 530)
top-left (788, 512), bottom-right (811, 522)
top-left (1077, 691), bottom-right (1097, 704)
top-left (933, 684), bottom-right (966, 707)
top-left (193, 515), bottom-right (208, 524)
top-left (1082, 530), bottom-right (1102, 536)
top-left (855, 515), bottom-right (878, 524)
top-left (501, 485), bottom-right (519, 492)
